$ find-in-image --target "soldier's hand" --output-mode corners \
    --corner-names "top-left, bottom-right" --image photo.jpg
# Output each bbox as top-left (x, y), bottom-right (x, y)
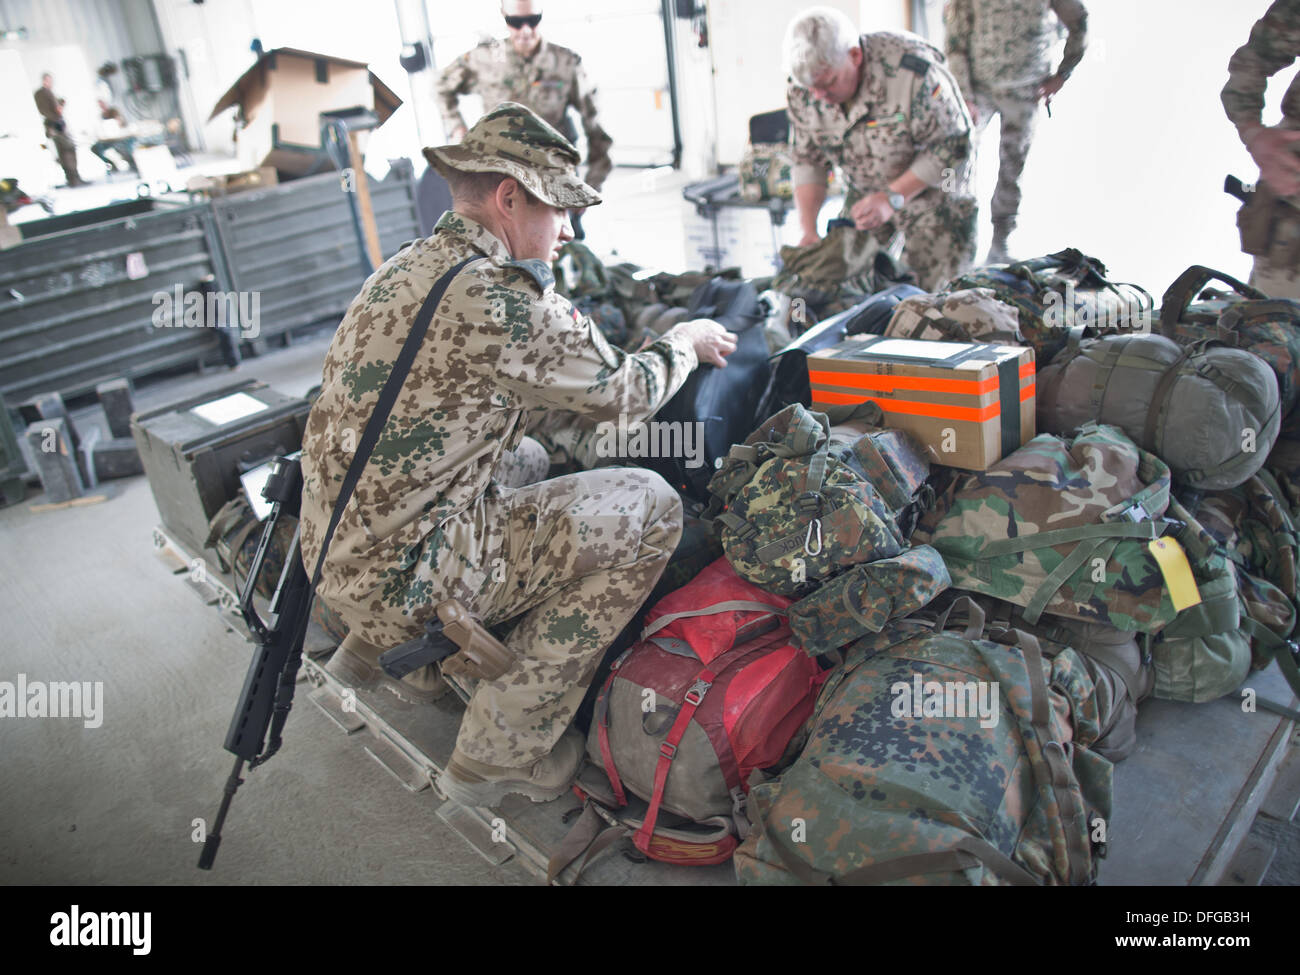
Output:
top-left (798, 230), bottom-right (821, 247)
top-left (1036, 75), bottom-right (1066, 102)
top-left (670, 318), bottom-right (738, 369)
top-left (451, 124), bottom-right (468, 143)
top-left (851, 192), bottom-right (895, 231)
top-left (1246, 126), bottom-right (1300, 197)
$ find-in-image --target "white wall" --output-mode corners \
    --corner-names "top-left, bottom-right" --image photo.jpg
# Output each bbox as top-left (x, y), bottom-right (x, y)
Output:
top-left (933, 0), bottom-right (1278, 292)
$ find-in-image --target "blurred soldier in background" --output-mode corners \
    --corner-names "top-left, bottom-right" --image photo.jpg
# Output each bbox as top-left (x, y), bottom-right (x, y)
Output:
top-left (784, 7), bottom-right (977, 291)
top-left (436, 0), bottom-right (612, 237)
top-left (1223, 0), bottom-right (1300, 299)
top-left (33, 73), bottom-right (87, 188)
top-left (944, 0), bottom-right (1088, 263)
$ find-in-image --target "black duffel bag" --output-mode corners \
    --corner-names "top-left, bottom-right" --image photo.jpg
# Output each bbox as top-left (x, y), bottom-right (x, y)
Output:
top-left (641, 278), bottom-right (770, 500)
top-left (754, 283), bottom-right (925, 421)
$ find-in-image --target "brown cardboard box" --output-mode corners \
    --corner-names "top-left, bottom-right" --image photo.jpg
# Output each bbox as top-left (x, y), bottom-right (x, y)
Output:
top-left (209, 48), bottom-right (401, 177)
top-left (806, 336), bottom-right (1035, 470)
top-left (186, 166), bottom-right (278, 198)
top-left (0, 208), bottom-right (20, 250)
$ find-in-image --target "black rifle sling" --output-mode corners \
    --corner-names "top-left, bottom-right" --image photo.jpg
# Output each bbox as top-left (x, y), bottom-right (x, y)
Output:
top-left (259, 257), bottom-right (474, 761)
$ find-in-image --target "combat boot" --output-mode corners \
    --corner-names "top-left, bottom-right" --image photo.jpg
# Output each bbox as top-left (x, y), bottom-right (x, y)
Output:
top-left (986, 220), bottom-right (1014, 265)
top-left (324, 632), bottom-right (449, 705)
top-left (438, 727), bottom-right (584, 806)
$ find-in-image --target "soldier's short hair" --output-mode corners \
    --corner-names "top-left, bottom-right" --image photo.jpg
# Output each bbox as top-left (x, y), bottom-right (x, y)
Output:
top-left (784, 7), bottom-right (858, 87)
top-left (443, 168), bottom-right (541, 208)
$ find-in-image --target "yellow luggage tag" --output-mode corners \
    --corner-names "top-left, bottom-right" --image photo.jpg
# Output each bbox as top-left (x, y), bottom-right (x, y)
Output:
top-left (1147, 537), bottom-right (1201, 611)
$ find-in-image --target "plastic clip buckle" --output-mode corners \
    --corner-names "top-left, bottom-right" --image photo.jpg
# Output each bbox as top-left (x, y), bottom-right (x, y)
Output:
top-left (683, 679), bottom-right (712, 707)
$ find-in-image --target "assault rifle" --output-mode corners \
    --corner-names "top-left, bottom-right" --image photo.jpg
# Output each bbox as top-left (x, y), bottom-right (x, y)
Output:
top-left (197, 452), bottom-right (310, 870)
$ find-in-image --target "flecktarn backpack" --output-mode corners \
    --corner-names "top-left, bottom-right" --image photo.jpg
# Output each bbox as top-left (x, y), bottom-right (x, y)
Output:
top-left (1158, 265), bottom-right (1300, 418)
top-left (706, 402), bottom-right (930, 597)
top-left (734, 600), bottom-right (1113, 885)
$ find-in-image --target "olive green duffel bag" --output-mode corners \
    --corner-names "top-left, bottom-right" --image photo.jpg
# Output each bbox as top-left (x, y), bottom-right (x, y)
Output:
top-left (1037, 332), bottom-right (1281, 491)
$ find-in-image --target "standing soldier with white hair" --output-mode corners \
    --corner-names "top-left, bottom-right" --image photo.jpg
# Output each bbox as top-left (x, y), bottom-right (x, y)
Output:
top-left (944, 0), bottom-right (1089, 263)
top-left (783, 6), bottom-right (977, 291)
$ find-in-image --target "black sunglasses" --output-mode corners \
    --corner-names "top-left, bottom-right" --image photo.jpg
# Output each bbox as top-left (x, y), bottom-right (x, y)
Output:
top-left (504, 13), bottom-right (542, 29)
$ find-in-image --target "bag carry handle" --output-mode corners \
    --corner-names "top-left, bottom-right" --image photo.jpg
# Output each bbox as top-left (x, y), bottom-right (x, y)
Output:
top-left (640, 600), bottom-right (789, 641)
top-left (1159, 265), bottom-right (1267, 339)
top-left (933, 595), bottom-right (986, 640)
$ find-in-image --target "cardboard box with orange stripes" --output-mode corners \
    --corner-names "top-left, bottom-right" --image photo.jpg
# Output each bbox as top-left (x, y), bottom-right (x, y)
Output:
top-left (806, 336), bottom-right (1035, 470)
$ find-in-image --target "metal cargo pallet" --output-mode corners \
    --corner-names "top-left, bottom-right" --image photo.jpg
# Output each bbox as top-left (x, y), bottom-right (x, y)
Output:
top-left (159, 521), bottom-right (1297, 885)
top-left (301, 654), bottom-right (735, 886)
top-left (0, 167), bottom-right (423, 409)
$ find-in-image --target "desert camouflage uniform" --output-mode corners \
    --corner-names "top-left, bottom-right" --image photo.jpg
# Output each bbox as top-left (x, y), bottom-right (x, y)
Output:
top-left (944, 0), bottom-right (1087, 241)
top-left (1222, 0), bottom-right (1300, 298)
top-left (299, 209), bottom-right (699, 766)
top-left (787, 32), bottom-right (977, 291)
top-left (436, 37), bottom-right (613, 190)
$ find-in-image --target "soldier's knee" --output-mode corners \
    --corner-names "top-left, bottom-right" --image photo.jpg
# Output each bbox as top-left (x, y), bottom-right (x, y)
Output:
top-left (625, 469), bottom-right (683, 550)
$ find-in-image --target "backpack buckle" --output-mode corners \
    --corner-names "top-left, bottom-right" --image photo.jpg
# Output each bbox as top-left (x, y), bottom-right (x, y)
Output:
top-left (795, 491), bottom-right (823, 515)
top-left (659, 742), bottom-right (678, 759)
top-left (683, 679), bottom-right (712, 706)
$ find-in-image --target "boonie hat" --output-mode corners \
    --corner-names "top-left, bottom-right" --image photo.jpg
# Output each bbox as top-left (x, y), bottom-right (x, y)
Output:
top-left (424, 102), bottom-right (601, 209)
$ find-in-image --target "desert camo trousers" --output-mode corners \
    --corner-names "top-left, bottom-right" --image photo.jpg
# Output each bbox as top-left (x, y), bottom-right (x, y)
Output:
top-left (331, 440), bottom-right (683, 767)
top-left (972, 83), bottom-right (1041, 233)
top-left (884, 194), bottom-right (979, 292)
top-left (1249, 207), bottom-right (1300, 301)
top-left (447, 465), bottom-right (681, 765)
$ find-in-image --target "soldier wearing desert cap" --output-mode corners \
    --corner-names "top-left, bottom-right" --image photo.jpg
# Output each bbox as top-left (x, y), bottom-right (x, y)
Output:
top-left (437, 2), bottom-right (612, 195)
top-left (299, 103), bottom-right (734, 806)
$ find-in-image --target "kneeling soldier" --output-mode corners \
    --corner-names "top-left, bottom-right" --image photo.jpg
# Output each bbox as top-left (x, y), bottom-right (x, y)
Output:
top-left (299, 103), bottom-right (735, 805)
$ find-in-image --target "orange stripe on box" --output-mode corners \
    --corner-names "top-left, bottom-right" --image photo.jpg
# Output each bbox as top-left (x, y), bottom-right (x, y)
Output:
top-left (1019, 362), bottom-right (1035, 378)
top-left (807, 369), bottom-right (998, 396)
top-left (811, 390), bottom-right (1000, 422)
top-left (1020, 382), bottom-right (1036, 402)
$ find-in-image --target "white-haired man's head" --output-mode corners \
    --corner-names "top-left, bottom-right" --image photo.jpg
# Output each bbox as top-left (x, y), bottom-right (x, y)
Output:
top-left (784, 7), bottom-right (863, 104)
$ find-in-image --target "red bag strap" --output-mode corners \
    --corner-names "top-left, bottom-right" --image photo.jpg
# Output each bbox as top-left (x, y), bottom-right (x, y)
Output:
top-left (594, 655), bottom-right (630, 808)
top-left (633, 667), bottom-right (716, 854)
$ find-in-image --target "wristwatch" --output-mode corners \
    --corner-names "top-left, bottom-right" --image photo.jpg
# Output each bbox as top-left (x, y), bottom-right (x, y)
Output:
top-left (887, 191), bottom-right (905, 212)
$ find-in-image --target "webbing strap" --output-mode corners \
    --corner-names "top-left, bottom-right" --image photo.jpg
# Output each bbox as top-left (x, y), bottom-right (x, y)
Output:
top-left (1023, 536), bottom-right (1111, 625)
top-left (640, 600), bottom-right (789, 640)
top-left (1159, 265), bottom-right (1265, 338)
top-left (1009, 631), bottom-right (1092, 885)
top-left (933, 594), bottom-right (987, 639)
top-left (633, 667), bottom-right (716, 853)
top-left (1142, 345), bottom-right (1196, 454)
top-left (594, 663), bottom-right (629, 807)
top-left (981, 519), bottom-right (1165, 557)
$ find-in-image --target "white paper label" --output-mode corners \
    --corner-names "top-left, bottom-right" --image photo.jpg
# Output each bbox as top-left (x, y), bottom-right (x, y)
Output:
top-left (861, 338), bottom-right (976, 358)
top-left (191, 391), bottom-right (268, 426)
